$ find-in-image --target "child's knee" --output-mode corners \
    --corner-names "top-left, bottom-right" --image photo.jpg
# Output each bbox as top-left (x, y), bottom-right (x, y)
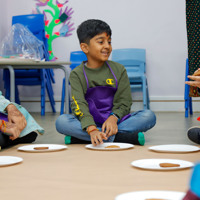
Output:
top-left (55, 114), bottom-right (73, 133)
top-left (141, 110), bottom-right (156, 129)
top-left (144, 110), bottom-right (156, 121)
top-left (56, 115), bottom-right (65, 132)
top-left (26, 132), bottom-right (38, 143)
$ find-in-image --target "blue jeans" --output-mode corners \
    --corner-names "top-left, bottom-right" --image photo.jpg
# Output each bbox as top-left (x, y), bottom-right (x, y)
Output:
top-left (55, 110), bottom-right (156, 142)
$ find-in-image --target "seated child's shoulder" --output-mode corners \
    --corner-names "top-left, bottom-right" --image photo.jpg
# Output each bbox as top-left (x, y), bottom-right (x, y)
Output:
top-left (71, 63), bottom-right (84, 74)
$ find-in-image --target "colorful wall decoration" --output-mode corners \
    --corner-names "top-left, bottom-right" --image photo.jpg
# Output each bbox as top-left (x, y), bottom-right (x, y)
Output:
top-left (35, 0), bottom-right (75, 60)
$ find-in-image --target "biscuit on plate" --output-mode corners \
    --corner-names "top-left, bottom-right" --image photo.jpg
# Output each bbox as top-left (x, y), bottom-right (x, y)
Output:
top-left (159, 163), bottom-right (180, 168)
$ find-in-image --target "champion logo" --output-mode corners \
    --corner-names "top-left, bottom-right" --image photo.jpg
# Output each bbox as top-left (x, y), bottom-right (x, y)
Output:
top-left (106, 79), bottom-right (114, 85)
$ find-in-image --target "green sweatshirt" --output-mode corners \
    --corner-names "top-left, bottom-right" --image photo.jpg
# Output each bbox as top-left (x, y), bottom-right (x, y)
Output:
top-left (69, 60), bottom-right (132, 130)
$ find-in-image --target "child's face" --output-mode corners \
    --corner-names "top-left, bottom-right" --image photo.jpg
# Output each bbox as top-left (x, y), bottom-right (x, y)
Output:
top-left (84, 32), bottom-right (112, 64)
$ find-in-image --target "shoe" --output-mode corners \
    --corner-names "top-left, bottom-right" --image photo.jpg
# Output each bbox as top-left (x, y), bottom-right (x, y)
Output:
top-left (187, 126), bottom-right (200, 144)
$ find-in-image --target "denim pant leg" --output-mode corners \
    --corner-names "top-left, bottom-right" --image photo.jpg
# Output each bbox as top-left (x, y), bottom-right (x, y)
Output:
top-left (55, 114), bottom-right (116, 142)
top-left (118, 109), bottom-right (156, 134)
top-left (56, 114), bottom-right (91, 141)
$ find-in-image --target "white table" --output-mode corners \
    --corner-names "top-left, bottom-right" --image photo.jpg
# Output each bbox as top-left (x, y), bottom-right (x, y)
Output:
top-left (0, 59), bottom-right (71, 114)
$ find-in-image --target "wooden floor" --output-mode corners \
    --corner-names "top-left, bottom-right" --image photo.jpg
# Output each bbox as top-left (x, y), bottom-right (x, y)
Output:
top-left (1, 112), bottom-right (200, 200)
top-left (1, 144), bottom-right (199, 200)
top-left (31, 112), bottom-right (200, 145)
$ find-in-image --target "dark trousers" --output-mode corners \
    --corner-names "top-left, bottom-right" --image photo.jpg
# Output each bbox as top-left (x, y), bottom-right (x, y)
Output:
top-left (0, 132), bottom-right (37, 149)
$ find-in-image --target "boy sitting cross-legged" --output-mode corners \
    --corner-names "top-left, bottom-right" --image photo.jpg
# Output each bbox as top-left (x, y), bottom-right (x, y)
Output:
top-left (56, 19), bottom-right (156, 146)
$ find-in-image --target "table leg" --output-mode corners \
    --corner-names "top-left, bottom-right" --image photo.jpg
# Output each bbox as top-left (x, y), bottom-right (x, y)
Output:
top-left (7, 66), bottom-right (15, 102)
top-left (60, 65), bottom-right (69, 114)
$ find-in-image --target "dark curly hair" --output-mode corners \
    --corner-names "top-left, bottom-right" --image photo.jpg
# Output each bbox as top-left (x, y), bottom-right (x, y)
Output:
top-left (77, 19), bottom-right (112, 44)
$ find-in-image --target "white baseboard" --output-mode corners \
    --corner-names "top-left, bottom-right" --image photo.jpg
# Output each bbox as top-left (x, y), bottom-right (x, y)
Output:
top-left (18, 96), bottom-right (200, 113)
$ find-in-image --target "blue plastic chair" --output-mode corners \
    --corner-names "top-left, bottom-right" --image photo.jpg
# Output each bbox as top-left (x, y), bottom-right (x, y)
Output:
top-left (60, 51), bottom-right (87, 114)
top-left (185, 58), bottom-right (193, 118)
top-left (3, 14), bottom-right (56, 115)
top-left (112, 48), bottom-right (150, 109)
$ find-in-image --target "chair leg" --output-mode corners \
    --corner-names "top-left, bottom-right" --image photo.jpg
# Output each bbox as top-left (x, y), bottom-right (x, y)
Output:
top-left (184, 91), bottom-right (189, 118)
top-left (142, 77), bottom-right (147, 109)
top-left (184, 58), bottom-right (192, 118)
top-left (146, 80), bottom-right (150, 109)
top-left (185, 99), bottom-right (189, 118)
top-left (185, 109), bottom-right (189, 118)
top-left (60, 78), bottom-right (65, 115)
top-left (41, 79), bottom-right (45, 116)
top-left (15, 86), bottom-right (20, 104)
top-left (60, 78), bottom-right (72, 115)
top-left (189, 97), bottom-right (193, 115)
top-left (40, 70), bottom-right (46, 116)
top-left (46, 76), bottom-right (55, 102)
top-left (46, 82), bottom-right (56, 113)
top-left (5, 83), bottom-right (10, 100)
top-left (3, 71), bottom-right (20, 104)
top-left (4, 70), bottom-right (10, 100)
top-left (44, 70), bottom-right (56, 114)
top-left (45, 72), bottom-right (56, 106)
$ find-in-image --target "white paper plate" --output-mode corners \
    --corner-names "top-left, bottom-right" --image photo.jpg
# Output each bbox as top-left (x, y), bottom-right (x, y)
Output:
top-left (18, 144), bottom-right (67, 152)
top-left (0, 156), bottom-right (23, 167)
top-left (115, 190), bottom-right (186, 200)
top-left (149, 144), bottom-right (200, 153)
top-left (85, 142), bottom-right (134, 151)
top-left (131, 159), bottom-right (194, 171)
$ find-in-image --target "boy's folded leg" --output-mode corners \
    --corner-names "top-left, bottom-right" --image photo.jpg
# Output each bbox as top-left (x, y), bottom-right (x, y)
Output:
top-left (187, 127), bottom-right (200, 144)
top-left (65, 135), bottom-right (90, 144)
top-left (114, 132), bottom-right (145, 146)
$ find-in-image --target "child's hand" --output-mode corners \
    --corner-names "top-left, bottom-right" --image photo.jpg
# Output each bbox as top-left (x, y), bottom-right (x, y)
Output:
top-left (102, 115), bottom-right (118, 138)
top-left (6, 104), bottom-right (27, 133)
top-left (0, 120), bottom-right (20, 140)
top-left (90, 130), bottom-right (107, 146)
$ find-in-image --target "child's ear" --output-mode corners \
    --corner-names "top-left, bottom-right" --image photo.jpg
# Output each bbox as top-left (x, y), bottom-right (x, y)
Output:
top-left (80, 43), bottom-right (88, 54)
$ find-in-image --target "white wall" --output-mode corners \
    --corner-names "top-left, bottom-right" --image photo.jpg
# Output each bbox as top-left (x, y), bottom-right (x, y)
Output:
top-left (1, 0), bottom-right (194, 112)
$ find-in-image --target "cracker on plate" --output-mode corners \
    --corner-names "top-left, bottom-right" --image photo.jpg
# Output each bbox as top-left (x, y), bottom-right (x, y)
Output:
top-left (159, 163), bottom-right (180, 168)
top-left (34, 147), bottom-right (49, 150)
top-left (105, 145), bottom-right (120, 149)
